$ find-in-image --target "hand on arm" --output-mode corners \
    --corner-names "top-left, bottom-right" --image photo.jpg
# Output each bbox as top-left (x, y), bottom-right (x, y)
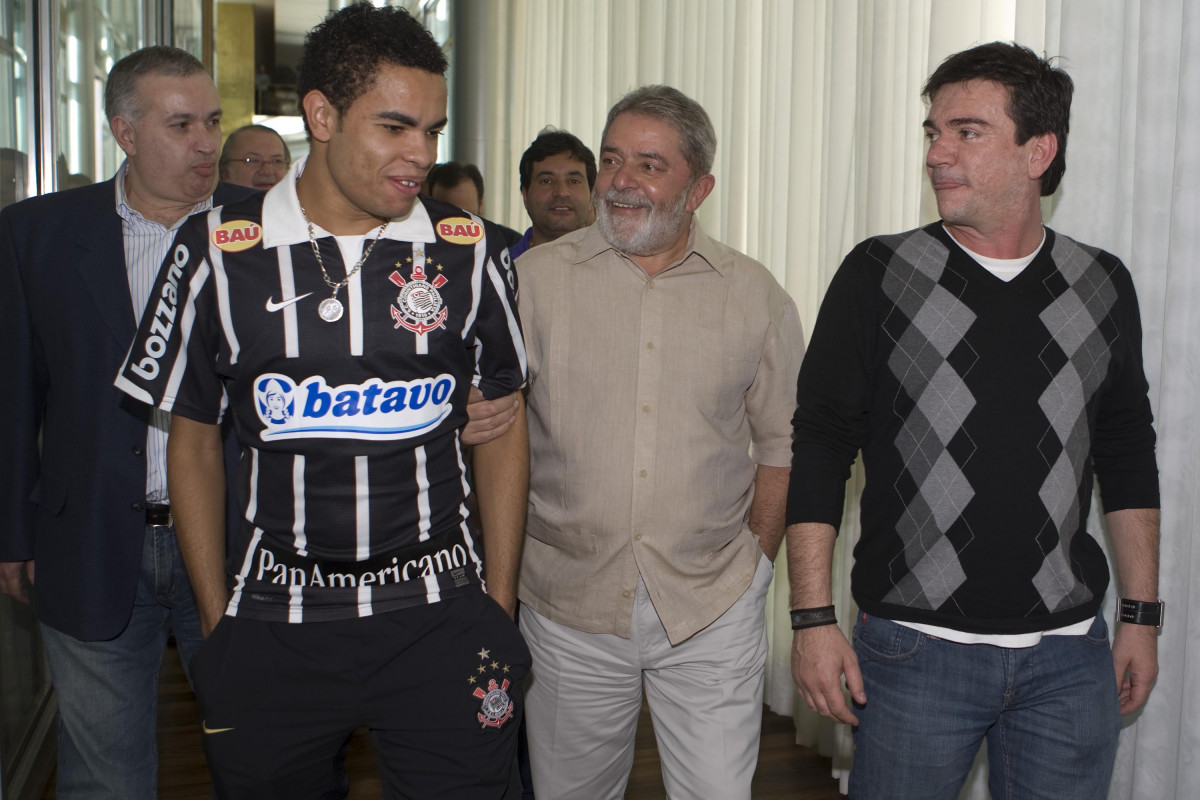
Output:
top-left (470, 393), bottom-right (528, 618)
top-left (748, 465), bottom-right (789, 561)
top-left (787, 521), bottom-right (865, 725)
top-left (168, 416), bottom-right (228, 637)
top-left (0, 560), bottom-right (34, 604)
top-left (462, 386), bottom-right (520, 446)
top-left (1107, 507), bottom-right (1160, 715)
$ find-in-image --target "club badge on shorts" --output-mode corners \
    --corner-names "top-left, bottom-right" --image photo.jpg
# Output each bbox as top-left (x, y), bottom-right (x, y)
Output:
top-left (389, 261), bottom-right (448, 335)
top-left (468, 647), bottom-right (514, 730)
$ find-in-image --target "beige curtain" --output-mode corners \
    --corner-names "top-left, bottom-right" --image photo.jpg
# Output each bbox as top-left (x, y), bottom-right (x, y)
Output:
top-left (492, 1), bottom-right (1195, 796)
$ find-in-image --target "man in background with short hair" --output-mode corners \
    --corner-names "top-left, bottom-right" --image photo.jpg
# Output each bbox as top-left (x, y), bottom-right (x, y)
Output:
top-left (0, 46), bottom-right (248, 799)
top-left (427, 160), bottom-right (485, 213)
top-left (509, 129), bottom-right (595, 260)
top-left (219, 123), bottom-right (291, 191)
top-left (428, 160), bottom-right (522, 247)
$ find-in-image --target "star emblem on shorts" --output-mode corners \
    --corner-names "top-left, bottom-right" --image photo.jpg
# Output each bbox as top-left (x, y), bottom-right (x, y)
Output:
top-left (469, 646), bottom-right (512, 686)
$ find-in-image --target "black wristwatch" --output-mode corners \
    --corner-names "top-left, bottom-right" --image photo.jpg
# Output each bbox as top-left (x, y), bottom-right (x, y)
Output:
top-left (1118, 598), bottom-right (1164, 629)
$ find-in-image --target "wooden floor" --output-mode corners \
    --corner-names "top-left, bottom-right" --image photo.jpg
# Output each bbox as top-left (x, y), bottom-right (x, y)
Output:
top-left (42, 644), bottom-right (842, 799)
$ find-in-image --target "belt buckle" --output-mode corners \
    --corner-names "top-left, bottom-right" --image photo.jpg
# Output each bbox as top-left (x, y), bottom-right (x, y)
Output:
top-left (146, 504), bottom-right (172, 527)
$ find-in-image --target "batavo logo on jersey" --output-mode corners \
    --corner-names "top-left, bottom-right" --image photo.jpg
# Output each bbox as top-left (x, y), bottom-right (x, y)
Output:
top-left (436, 216), bottom-right (484, 245)
top-left (252, 372), bottom-right (456, 441)
top-left (211, 220), bottom-right (262, 252)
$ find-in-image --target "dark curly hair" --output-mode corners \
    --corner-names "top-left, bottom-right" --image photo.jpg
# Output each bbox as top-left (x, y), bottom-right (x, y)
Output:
top-left (518, 130), bottom-right (597, 191)
top-left (296, 2), bottom-right (448, 137)
top-left (924, 42), bottom-right (1073, 196)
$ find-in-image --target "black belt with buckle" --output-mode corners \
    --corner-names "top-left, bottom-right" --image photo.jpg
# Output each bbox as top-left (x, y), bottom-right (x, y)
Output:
top-left (146, 503), bottom-right (172, 526)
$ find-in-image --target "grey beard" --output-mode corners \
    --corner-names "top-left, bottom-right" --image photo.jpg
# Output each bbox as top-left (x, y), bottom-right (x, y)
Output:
top-left (594, 186), bottom-right (690, 256)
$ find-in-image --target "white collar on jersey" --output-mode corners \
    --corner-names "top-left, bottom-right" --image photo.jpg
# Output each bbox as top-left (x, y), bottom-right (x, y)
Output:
top-left (259, 154), bottom-right (438, 249)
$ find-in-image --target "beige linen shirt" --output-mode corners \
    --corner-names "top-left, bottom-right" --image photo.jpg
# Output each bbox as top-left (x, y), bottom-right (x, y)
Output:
top-left (517, 221), bottom-right (804, 644)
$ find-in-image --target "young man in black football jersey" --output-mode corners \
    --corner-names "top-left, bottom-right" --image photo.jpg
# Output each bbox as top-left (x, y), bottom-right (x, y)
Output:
top-left (117, 4), bottom-right (530, 797)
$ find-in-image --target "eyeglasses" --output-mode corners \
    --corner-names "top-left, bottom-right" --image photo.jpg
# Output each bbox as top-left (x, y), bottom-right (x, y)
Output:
top-left (236, 156), bottom-right (289, 169)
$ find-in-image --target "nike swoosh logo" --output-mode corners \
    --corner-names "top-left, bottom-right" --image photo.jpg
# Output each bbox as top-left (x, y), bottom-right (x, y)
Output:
top-left (265, 292), bottom-right (313, 312)
top-left (202, 721), bottom-right (235, 734)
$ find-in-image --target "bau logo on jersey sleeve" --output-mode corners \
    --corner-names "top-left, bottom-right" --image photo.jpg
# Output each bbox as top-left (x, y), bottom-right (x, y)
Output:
top-left (253, 372), bottom-right (455, 441)
top-left (435, 216), bottom-right (484, 245)
top-left (211, 220), bottom-right (262, 252)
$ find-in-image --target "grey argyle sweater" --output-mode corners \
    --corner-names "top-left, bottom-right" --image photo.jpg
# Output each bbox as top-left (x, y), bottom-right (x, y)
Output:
top-left (788, 223), bottom-right (1159, 634)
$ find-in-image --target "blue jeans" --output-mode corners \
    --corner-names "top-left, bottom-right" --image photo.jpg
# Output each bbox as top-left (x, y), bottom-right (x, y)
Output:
top-left (848, 613), bottom-right (1121, 800)
top-left (40, 525), bottom-right (203, 800)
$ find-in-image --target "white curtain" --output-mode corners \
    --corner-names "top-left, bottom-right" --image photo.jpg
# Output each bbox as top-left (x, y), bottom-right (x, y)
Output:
top-left (499, 0), bottom-right (947, 320)
top-left (492, 1), bottom-right (1198, 796)
top-left (1050, 2), bottom-right (1200, 798)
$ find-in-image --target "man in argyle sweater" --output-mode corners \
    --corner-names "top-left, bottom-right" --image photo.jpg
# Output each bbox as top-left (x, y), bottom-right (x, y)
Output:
top-left (786, 42), bottom-right (1161, 800)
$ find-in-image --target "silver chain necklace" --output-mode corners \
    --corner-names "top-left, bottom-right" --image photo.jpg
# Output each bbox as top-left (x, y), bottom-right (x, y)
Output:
top-left (298, 205), bottom-right (390, 323)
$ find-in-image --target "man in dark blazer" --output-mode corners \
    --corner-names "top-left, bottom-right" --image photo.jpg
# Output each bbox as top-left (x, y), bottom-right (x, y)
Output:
top-left (0, 47), bottom-right (249, 799)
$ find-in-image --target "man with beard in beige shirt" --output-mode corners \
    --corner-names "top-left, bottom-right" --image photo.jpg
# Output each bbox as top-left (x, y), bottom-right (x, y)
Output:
top-left (514, 85), bottom-right (804, 800)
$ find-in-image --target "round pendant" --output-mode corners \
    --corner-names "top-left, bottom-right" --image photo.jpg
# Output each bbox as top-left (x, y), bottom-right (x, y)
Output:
top-left (318, 296), bottom-right (344, 323)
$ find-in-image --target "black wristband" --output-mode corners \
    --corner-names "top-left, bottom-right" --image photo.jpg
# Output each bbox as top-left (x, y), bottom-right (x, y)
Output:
top-left (791, 605), bottom-right (837, 630)
top-left (1118, 598), bottom-right (1164, 628)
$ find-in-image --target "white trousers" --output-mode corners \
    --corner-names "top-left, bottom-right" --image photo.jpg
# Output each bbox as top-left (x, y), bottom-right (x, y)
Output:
top-left (521, 554), bottom-right (772, 800)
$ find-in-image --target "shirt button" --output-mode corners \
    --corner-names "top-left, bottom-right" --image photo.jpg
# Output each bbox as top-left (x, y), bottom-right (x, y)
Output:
top-left (647, 280), bottom-right (655, 289)
top-left (641, 404), bottom-right (650, 414)
top-left (638, 469), bottom-right (647, 478)
top-left (131, 444), bottom-right (144, 456)
top-left (634, 532), bottom-right (643, 541)
top-left (646, 341), bottom-right (654, 350)
top-left (131, 501), bottom-right (145, 512)
top-left (623, 590), bottom-right (632, 598)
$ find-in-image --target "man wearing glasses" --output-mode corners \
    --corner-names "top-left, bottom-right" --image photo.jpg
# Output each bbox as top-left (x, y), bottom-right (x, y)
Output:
top-left (219, 124), bottom-right (291, 191)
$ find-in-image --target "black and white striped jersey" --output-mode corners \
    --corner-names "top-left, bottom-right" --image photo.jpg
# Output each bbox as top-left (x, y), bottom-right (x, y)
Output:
top-left (116, 166), bottom-right (526, 623)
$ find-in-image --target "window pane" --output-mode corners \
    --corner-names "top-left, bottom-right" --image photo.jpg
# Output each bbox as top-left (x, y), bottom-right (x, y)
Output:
top-left (174, 0), bottom-right (203, 60)
top-left (0, 0), bottom-right (34, 207)
top-left (58, 0), bottom-right (142, 189)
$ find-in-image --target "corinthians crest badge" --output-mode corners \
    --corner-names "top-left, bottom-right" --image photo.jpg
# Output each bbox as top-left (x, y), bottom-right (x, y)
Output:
top-left (474, 678), bottom-right (513, 729)
top-left (389, 262), bottom-right (448, 335)
top-left (467, 647), bottom-right (515, 730)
